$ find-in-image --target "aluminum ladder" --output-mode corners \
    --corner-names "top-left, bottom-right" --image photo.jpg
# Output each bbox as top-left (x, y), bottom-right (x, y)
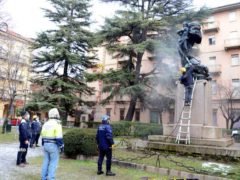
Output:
top-left (176, 79), bottom-right (197, 144)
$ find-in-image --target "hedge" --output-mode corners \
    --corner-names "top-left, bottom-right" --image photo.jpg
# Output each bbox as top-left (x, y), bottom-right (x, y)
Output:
top-left (111, 121), bottom-right (163, 138)
top-left (63, 128), bottom-right (98, 158)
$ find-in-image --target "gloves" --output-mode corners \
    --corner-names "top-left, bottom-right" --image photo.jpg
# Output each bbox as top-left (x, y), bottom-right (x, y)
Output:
top-left (60, 145), bottom-right (64, 153)
top-left (111, 144), bottom-right (116, 149)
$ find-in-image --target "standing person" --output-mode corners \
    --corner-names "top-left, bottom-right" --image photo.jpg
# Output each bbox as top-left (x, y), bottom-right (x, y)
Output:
top-left (96, 115), bottom-right (116, 176)
top-left (41, 108), bottom-right (64, 180)
top-left (30, 115), bottom-right (41, 148)
top-left (179, 65), bottom-right (194, 106)
top-left (16, 111), bottom-right (31, 167)
top-left (35, 115), bottom-right (42, 147)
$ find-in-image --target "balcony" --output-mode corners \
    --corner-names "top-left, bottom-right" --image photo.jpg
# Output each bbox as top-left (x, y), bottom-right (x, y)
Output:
top-left (202, 22), bottom-right (219, 33)
top-left (208, 64), bottom-right (221, 75)
top-left (224, 38), bottom-right (240, 50)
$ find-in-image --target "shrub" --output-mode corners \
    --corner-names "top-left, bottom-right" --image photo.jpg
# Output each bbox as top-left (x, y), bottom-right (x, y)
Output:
top-left (63, 128), bottom-right (98, 158)
top-left (110, 121), bottom-right (163, 138)
top-left (111, 121), bottom-right (132, 136)
top-left (133, 123), bottom-right (163, 139)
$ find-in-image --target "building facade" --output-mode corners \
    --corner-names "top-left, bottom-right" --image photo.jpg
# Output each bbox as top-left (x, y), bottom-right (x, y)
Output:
top-left (199, 2), bottom-right (240, 128)
top-left (0, 29), bottom-right (32, 122)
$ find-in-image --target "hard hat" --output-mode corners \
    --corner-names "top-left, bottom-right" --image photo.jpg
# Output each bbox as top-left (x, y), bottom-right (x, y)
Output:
top-left (102, 115), bottom-right (110, 121)
top-left (180, 67), bottom-right (186, 73)
top-left (33, 115), bottom-right (38, 119)
top-left (48, 108), bottom-right (60, 119)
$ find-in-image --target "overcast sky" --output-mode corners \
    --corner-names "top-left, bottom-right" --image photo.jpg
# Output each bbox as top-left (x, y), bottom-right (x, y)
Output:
top-left (2, 0), bottom-right (240, 38)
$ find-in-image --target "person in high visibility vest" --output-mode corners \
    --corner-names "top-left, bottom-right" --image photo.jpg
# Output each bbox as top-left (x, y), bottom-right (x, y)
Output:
top-left (16, 111), bottom-right (31, 167)
top-left (96, 115), bottom-right (116, 176)
top-left (41, 108), bottom-right (64, 180)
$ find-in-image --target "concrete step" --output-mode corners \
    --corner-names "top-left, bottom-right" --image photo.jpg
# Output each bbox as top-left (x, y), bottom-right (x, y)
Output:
top-left (148, 135), bottom-right (233, 147)
top-left (147, 141), bottom-right (240, 157)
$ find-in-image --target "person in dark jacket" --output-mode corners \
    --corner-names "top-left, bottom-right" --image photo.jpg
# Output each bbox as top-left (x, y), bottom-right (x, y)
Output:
top-left (179, 66), bottom-right (194, 106)
top-left (16, 111), bottom-right (31, 167)
top-left (96, 115), bottom-right (115, 176)
top-left (30, 115), bottom-right (41, 148)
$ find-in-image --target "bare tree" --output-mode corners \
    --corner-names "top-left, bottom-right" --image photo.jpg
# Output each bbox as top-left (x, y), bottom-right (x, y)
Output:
top-left (0, 35), bottom-right (30, 133)
top-left (217, 84), bottom-right (240, 129)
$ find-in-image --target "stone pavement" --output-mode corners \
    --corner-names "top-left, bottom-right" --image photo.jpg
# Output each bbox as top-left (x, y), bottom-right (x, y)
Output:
top-left (0, 142), bottom-right (43, 180)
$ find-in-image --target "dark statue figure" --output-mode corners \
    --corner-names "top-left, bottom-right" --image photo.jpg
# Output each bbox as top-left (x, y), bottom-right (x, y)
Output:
top-left (177, 21), bottom-right (211, 81)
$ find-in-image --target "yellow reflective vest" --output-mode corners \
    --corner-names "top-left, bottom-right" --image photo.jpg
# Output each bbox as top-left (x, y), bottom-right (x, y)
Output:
top-left (41, 119), bottom-right (63, 146)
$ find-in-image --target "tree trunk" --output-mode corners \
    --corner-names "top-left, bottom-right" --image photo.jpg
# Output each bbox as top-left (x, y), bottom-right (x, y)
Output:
top-left (125, 95), bottom-right (137, 121)
top-left (2, 93), bottom-right (15, 133)
top-left (230, 120), bottom-right (234, 130)
top-left (226, 119), bottom-right (229, 129)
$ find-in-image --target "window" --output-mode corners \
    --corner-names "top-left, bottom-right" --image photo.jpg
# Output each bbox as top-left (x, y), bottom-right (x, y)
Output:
top-left (207, 16), bottom-right (215, 28)
top-left (209, 56), bottom-right (216, 65)
top-left (211, 80), bottom-right (217, 95)
top-left (229, 12), bottom-right (236, 22)
top-left (134, 109), bottom-right (140, 122)
top-left (120, 108), bottom-right (125, 120)
top-left (212, 109), bottom-right (218, 126)
top-left (150, 110), bottom-right (159, 124)
top-left (231, 54), bottom-right (240, 66)
top-left (232, 79), bottom-right (240, 89)
top-left (106, 108), bottom-right (111, 117)
top-left (208, 36), bottom-right (216, 45)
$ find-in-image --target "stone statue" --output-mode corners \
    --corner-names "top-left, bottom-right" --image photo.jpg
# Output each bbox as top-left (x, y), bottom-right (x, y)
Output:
top-left (177, 22), bottom-right (211, 81)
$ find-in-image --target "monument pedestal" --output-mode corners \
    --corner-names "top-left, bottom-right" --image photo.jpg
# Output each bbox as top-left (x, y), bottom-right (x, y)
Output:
top-left (148, 80), bottom-right (233, 152)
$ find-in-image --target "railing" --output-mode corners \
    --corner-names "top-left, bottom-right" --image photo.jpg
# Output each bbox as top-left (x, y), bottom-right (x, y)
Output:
top-left (224, 38), bottom-right (240, 50)
top-left (202, 21), bottom-right (219, 33)
top-left (208, 64), bottom-right (221, 74)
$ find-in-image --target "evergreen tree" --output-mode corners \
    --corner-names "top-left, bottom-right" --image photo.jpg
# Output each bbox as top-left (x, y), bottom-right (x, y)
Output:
top-left (30, 0), bottom-right (94, 124)
top-left (90, 0), bottom-right (208, 121)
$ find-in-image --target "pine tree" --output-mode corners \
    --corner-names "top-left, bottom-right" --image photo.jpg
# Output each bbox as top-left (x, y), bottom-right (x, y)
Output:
top-left (91, 0), bottom-right (208, 121)
top-left (30, 0), bottom-right (95, 124)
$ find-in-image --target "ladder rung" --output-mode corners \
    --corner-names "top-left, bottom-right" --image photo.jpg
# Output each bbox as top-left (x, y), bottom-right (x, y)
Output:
top-left (179, 131), bottom-right (189, 134)
top-left (181, 117), bottom-right (190, 120)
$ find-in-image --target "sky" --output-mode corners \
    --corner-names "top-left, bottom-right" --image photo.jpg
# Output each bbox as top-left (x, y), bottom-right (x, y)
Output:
top-left (2, 0), bottom-right (240, 38)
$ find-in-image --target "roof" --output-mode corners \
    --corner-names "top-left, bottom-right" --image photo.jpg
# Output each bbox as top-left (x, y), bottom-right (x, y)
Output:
top-left (211, 2), bottom-right (240, 13)
top-left (0, 29), bottom-right (34, 44)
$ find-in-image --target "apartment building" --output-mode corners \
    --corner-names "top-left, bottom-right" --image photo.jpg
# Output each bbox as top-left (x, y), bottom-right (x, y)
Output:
top-left (199, 2), bottom-right (240, 128)
top-left (0, 29), bottom-right (32, 121)
top-left (83, 36), bottom-right (175, 124)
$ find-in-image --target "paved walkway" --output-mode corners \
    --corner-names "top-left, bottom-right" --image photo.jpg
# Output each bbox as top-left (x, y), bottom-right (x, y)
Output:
top-left (0, 142), bottom-right (43, 180)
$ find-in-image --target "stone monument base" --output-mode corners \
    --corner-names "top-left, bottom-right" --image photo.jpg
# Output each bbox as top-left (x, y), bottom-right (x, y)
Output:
top-left (163, 124), bottom-right (223, 139)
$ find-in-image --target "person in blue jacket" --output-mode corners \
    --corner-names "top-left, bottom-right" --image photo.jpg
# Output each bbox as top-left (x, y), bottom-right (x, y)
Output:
top-left (30, 115), bottom-right (41, 148)
top-left (16, 111), bottom-right (31, 167)
top-left (179, 65), bottom-right (194, 106)
top-left (96, 115), bottom-right (116, 176)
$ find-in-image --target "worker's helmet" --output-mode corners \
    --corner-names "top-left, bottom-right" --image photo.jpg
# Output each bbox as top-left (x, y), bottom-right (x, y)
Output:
top-left (32, 115), bottom-right (38, 120)
top-left (48, 108), bottom-right (60, 120)
top-left (102, 115), bottom-right (110, 122)
top-left (180, 67), bottom-right (186, 74)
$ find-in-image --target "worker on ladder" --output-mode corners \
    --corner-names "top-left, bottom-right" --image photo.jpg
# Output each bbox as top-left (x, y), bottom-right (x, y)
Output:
top-left (179, 65), bottom-right (194, 106)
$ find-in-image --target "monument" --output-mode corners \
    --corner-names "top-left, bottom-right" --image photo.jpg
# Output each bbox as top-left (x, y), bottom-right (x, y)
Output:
top-left (148, 22), bottom-right (234, 156)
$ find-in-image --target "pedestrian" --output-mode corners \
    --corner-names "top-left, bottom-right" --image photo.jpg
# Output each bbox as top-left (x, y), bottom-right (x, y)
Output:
top-left (30, 115), bottom-right (41, 148)
top-left (35, 115), bottom-right (42, 147)
top-left (96, 115), bottom-right (116, 176)
top-left (179, 65), bottom-right (194, 106)
top-left (41, 108), bottom-right (64, 180)
top-left (16, 111), bottom-right (31, 167)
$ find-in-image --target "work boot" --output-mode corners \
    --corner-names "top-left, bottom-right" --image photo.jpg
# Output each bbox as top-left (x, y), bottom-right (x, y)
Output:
top-left (106, 171), bottom-right (116, 176)
top-left (97, 171), bottom-right (104, 175)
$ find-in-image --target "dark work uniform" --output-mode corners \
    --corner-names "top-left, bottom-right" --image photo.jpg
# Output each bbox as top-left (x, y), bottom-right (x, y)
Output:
top-left (179, 66), bottom-right (194, 104)
top-left (30, 120), bottom-right (41, 147)
top-left (16, 119), bottom-right (31, 165)
top-left (96, 123), bottom-right (114, 172)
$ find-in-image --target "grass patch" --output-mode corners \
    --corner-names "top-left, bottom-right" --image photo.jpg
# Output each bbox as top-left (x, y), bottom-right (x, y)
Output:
top-left (112, 148), bottom-right (240, 179)
top-left (14, 156), bottom-right (171, 180)
top-left (0, 126), bottom-right (18, 143)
